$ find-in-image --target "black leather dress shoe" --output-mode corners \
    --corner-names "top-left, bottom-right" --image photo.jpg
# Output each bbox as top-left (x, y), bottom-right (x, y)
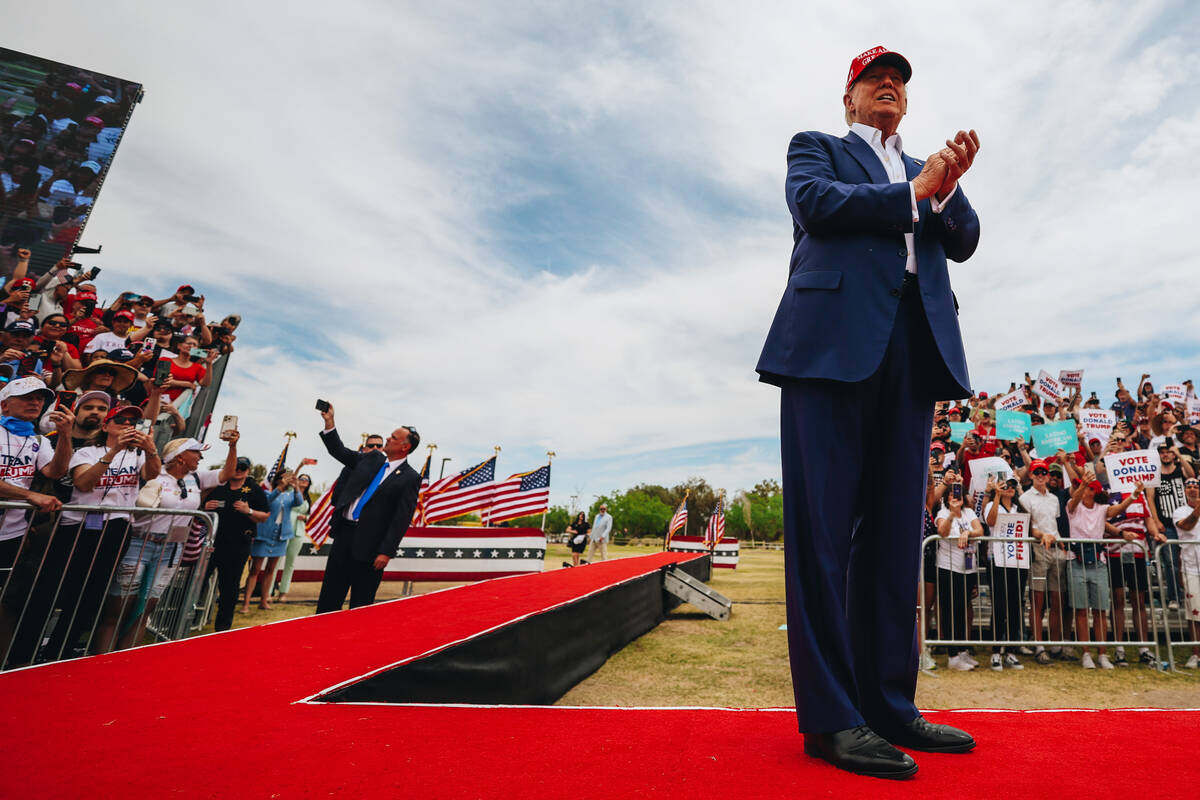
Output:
top-left (879, 715), bottom-right (975, 753)
top-left (803, 725), bottom-right (918, 779)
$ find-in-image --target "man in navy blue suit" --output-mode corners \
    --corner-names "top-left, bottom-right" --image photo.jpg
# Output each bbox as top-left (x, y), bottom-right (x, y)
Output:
top-left (757, 46), bottom-right (981, 779)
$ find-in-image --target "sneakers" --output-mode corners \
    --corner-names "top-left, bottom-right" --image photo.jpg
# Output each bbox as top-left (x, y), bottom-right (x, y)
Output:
top-left (1017, 645), bottom-right (1035, 656)
top-left (1004, 653), bottom-right (1024, 670)
top-left (1036, 649), bottom-right (1052, 665)
top-left (947, 653), bottom-right (976, 671)
top-left (1097, 653), bottom-right (1115, 670)
top-left (990, 653), bottom-right (1003, 671)
top-left (1081, 652), bottom-right (1096, 669)
top-left (963, 653), bottom-right (980, 668)
top-left (1060, 646), bottom-right (1079, 660)
top-left (1138, 650), bottom-right (1156, 667)
top-left (919, 651), bottom-right (938, 671)
top-left (1114, 649), bottom-right (1129, 667)
top-left (1185, 654), bottom-right (1199, 669)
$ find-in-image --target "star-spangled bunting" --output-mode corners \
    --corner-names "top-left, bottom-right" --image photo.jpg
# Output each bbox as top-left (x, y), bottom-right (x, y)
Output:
top-left (305, 484), bottom-right (335, 548)
top-left (486, 464), bottom-right (551, 524)
top-left (421, 456), bottom-right (497, 523)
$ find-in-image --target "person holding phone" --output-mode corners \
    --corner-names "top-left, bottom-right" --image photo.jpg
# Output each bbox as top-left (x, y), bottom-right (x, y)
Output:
top-left (935, 478), bottom-right (982, 670)
top-left (203, 443), bottom-right (270, 632)
top-left (242, 470), bottom-right (305, 613)
top-left (163, 334), bottom-right (216, 403)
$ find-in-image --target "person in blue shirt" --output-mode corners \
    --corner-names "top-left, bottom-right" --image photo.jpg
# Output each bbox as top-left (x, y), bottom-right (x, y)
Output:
top-left (242, 470), bottom-right (304, 613)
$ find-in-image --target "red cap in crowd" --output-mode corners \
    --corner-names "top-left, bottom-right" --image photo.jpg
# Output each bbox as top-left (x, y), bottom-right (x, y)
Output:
top-left (978, 392), bottom-right (988, 399)
top-left (930, 441), bottom-right (946, 452)
top-left (105, 404), bottom-right (143, 422)
top-left (113, 310), bottom-right (134, 322)
top-left (1088, 480), bottom-right (1104, 493)
top-left (75, 291), bottom-right (97, 302)
top-left (1030, 459), bottom-right (1050, 473)
top-left (845, 46), bottom-right (911, 92)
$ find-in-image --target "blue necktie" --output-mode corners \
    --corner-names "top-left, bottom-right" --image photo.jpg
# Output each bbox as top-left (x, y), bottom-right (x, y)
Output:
top-left (351, 462), bottom-right (390, 521)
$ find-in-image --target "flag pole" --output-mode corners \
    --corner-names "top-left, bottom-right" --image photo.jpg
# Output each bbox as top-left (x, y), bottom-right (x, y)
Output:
top-left (484, 445), bottom-right (501, 527)
top-left (540, 451), bottom-right (555, 531)
top-left (417, 443), bottom-right (436, 526)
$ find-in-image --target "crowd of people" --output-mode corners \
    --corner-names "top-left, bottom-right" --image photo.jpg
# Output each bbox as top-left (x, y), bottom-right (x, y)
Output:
top-left (0, 249), bottom-right (254, 667)
top-left (1, 61), bottom-right (140, 265)
top-left (924, 375), bottom-right (1200, 671)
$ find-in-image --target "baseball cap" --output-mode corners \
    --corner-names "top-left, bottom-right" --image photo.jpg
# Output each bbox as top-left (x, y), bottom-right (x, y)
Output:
top-left (1088, 480), bottom-right (1104, 493)
top-left (930, 441), bottom-right (946, 452)
top-left (845, 46), bottom-right (912, 92)
top-left (105, 404), bottom-right (143, 422)
top-left (73, 389), bottom-right (112, 412)
top-left (4, 319), bottom-right (36, 335)
top-left (0, 376), bottom-right (54, 407)
top-left (177, 284), bottom-right (195, 294)
top-left (179, 303), bottom-right (198, 316)
top-left (11, 277), bottom-right (35, 289)
top-left (84, 115), bottom-right (104, 127)
top-left (1088, 437), bottom-right (1102, 445)
top-left (113, 310), bottom-right (135, 322)
top-left (78, 161), bottom-right (102, 174)
top-left (163, 437), bottom-right (211, 463)
top-left (978, 392), bottom-right (988, 399)
top-left (235, 456), bottom-right (253, 470)
top-left (107, 348), bottom-right (135, 363)
top-left (74, 291), bottom-right (98, 302)
top-left (1029, 459), bottom-right (1050, 473)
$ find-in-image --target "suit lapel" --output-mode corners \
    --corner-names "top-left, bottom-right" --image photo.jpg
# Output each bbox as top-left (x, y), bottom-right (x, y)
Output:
top-left (842, 132), bottom-right (889, 185)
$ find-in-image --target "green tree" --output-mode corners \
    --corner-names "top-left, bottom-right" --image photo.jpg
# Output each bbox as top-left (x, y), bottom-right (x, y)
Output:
top-left (504, 505), bottom-right (570, 532)
top-left (590, 489), bottom-right (673, 538)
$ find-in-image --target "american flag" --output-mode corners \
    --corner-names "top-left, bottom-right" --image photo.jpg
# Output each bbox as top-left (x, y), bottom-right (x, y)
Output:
top-left (412, 452), bottom-right (432, 525)
top-left (421, 456), bottom-right (496, 524)
top-left (486, 464), bottom-right (551, 524)
top-left (666, 495), bottom-right (688, 543)
top-left (305, 484), bottom-right (336, 548)
top-left (265, 438), bottom-right (290, 484)
top-left (704, 497), bottom-right (725, 549)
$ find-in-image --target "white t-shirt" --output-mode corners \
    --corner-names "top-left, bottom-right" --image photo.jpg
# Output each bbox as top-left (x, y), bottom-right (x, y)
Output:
top-left (0, 432), bottom-right (54, 541)
top-left (84, 331), bottom-right (129, 354)
top-left (935, 507), bottom-right (979, 573)
top-left (64, 446), bottom-right (146, 523)
top-left (1019, 487), bottom-right (1061, 539)
top-left (133, 468), bottom-right (220, 536)
top-left (1171, 504), bottom-right (1200, 576)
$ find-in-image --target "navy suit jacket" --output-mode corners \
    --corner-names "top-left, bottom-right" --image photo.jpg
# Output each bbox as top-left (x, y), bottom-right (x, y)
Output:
top-left (320, 428), bottom-right (420, 562)
top-left (756, 130), bottom-right (979, 399)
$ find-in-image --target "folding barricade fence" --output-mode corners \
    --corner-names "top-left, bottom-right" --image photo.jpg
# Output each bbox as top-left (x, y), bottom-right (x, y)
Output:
top-left (1155, 541), bottom-right (1200, 671)
top-left (919, 535), bottom-right (1174, 668)
top-left (0, 500), bottom-right (216, 671)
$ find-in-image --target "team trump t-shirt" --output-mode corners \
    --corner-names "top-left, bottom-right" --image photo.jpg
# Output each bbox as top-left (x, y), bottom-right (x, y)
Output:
top-left (0, 432), bottom-right (54, 541)
top-left (63, 446), bottom-right (145, 524)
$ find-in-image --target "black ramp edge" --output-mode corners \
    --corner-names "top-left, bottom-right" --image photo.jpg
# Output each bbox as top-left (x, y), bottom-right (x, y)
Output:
top-left (322, 554), bottom-right (711, 705)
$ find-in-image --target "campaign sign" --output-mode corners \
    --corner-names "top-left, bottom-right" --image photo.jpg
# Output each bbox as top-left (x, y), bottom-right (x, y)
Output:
top-left (1188, 398), bottom-right (1200, 425)
top-left (1103, 449), bottom-right (1162, 492)
top-left (996, 388), bottom-right (1026, 411)
top-left (996, 410), bottom-right (1032, 442)
top-left (990, 512), bottom-right (1031, 569)
top-left (1034, 370), bottom-right (1063, 403)
top-left (1058, 369), bottom-right (1084, 388)
top-left (1164, 383), bottom-right (1187, 407)
top-left (1032, 419), bottom-right (1079, 454)
top-left (949, 421), bottom-right (973, 444)
top-left (1080, 409), bottom-right (1117, 445)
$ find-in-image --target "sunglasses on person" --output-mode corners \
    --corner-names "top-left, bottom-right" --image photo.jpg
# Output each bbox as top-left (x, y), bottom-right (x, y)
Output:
top-left (364, 442), bottom-right (384, 450)
top-left (43, 320), bottom-right (68, 328)
top-left (1185, 480), bottom-right (1200, 488)
top-left (110, 416), bottom-right (138, 426)
top-left (177, 477), bottom-right (189, 499)
top-left (1032, 468), bottom-right (1049, 476)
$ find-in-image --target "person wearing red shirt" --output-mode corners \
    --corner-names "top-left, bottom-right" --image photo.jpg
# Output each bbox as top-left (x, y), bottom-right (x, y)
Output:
top-left (163, 334), bottom-right (216, 402)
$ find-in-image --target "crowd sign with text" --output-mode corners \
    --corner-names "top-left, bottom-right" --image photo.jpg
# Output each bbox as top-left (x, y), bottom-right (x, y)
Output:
top-left (1189, 398), bottom-right (1200, 425)
top-left (990, 512), bottom-right (1031, 569)
top-left (1032, 419), bottom-right (1079, 455)
top-left (996, 410), bottom-right (1032, 442)
top-left (1163, 384), bottom-right (1187, 407)
top-left (996, 388), bottom-right (1026, 411)
top-left (1034, 370), bottom-right (1063, 403)
top-left (1103, 449), bottom-right (1162, 492)
top-left (1080, 409), bottom-right (1117, 445)
top-left (1058, 370), bottom-right (1084, 388)
top-left (949, 421), bottom-right (973, 444)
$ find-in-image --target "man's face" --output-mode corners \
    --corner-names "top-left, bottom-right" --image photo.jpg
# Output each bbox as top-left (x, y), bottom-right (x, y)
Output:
top-left (362, 436), bottom-right (384, 453)
top-left (111, 318), bottom-right (131, 335)
top-left (1, 394), bottom-right (45, 421)
top-left (76, 399), bottom-right (109, 430)
top-left (383, 428), bottom-right (411, 460)
top-left (844, 63), bottom-right (908, 131)
top-left (1032, 468), bottom-right (1049, 487)
top-left (105, 412), bottom-right (138, 437)
top-left (1089, 441), bottom-right (1103, 456)
top-left (599, 506), bottom-right (608, 515)
top-left (1185, 481), bottom-right (1200, 503)
top-left (1160, 448), bottom-right (1174, 464)
top-left (5, 332), bottom-right (32, 350)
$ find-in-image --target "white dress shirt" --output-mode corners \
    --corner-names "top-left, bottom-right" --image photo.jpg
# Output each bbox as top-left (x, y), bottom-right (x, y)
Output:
top-left (848, 123), bottom-right (956, 274)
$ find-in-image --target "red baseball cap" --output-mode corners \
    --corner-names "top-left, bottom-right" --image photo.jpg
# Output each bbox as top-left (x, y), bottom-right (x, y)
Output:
top-left (113, 310), bottom-right (134, 322)
top-left (105, 404), bottom-right (143, 422)
top-left (1088, 480), bottom-right (1104, 493)
top-left (930, 441), bottom-right (946, 452)
top-left (1030, 459), bottom-right (1050, 473)
top-left (845, 46), bottom-right (912, 92)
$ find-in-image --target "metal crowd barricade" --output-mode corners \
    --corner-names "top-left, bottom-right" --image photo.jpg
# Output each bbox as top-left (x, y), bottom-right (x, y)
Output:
top-left (1155, 540), bottom-right (1199, 671)
top-left (0, 500), bottom-right (216, 671)
top-left (919, 535), bottom-right (1163, 667)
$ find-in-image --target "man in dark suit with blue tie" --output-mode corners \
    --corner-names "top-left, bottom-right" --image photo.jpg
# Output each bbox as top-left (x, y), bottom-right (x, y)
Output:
top-left (315, 402), bottom-right (421, 613)
top-left (757, 47), bottom-right (981, 779)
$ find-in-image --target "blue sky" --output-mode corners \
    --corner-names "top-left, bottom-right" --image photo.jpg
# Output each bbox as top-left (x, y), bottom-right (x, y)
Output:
top-left (9, 1), bottom-right (1200, 510)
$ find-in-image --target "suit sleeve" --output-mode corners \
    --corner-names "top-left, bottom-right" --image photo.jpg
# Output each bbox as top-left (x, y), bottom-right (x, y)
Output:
top-left (320, 428), bottom-right (361, 470)
top-left (378, 471), bottom-right (420, 557)
top-left (786, 132), bottom-right (914, 237)
top-left (928, 186), bottom-right (981, 263)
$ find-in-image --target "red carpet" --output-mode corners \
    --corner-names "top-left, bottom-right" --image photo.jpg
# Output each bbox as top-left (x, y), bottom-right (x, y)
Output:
top-left (1, 551), bottom-right (1196, 798)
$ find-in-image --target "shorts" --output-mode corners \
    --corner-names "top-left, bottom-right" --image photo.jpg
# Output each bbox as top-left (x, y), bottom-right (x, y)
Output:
top-left (922, 538), bottom-right (937, 582)
top-left (1107, 555), bottom-right (1149, 594)
top-left (1030, 546), bottom-right (1069, 593)
top-left (1184, 573), bottom-right (1200, 620)
top-left (1067, 561), bottom-right (1111, 610)
top-left (109, 538), bottom-right (182, 600)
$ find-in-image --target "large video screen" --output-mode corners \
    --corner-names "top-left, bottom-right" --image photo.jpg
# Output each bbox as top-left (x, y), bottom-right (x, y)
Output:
top-left (0, 48), bottom-right (142, 277)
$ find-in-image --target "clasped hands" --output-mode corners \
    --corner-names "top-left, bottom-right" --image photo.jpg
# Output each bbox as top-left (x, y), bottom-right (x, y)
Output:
top-left (913, 129), bottom-right (980, 203)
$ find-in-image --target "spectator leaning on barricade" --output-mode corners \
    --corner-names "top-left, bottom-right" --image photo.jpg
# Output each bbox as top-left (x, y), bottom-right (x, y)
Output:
top-left (1106, 481), bottom-right (1164, 667)
top-left (934, 474), bottom-right (983, 670)
top-left (1065, 474), bottom-right (1120, 669)
top-left (983, 476), bottom-right (1026, 671)
top-left (1147, 439), bottom-right (1194, 611)
top-left (1020, 459), bottom-right (1070, 664)
top-left (91, 435), bottom-right (235, 654)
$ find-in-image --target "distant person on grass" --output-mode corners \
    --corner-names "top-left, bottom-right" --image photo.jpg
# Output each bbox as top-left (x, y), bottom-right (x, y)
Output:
top-left (565, 511), bottom-right (589, 567)
top-left (587, 503), bottom-right (612, 563)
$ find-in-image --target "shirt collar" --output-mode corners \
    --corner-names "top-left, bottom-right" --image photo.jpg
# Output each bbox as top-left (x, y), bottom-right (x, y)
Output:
top-left (849, 122), bottom-right (903, 155)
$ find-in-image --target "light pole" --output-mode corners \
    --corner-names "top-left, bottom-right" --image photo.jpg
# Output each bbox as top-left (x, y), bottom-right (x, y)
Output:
top-left (440, 457), bottom-right (452, 479)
